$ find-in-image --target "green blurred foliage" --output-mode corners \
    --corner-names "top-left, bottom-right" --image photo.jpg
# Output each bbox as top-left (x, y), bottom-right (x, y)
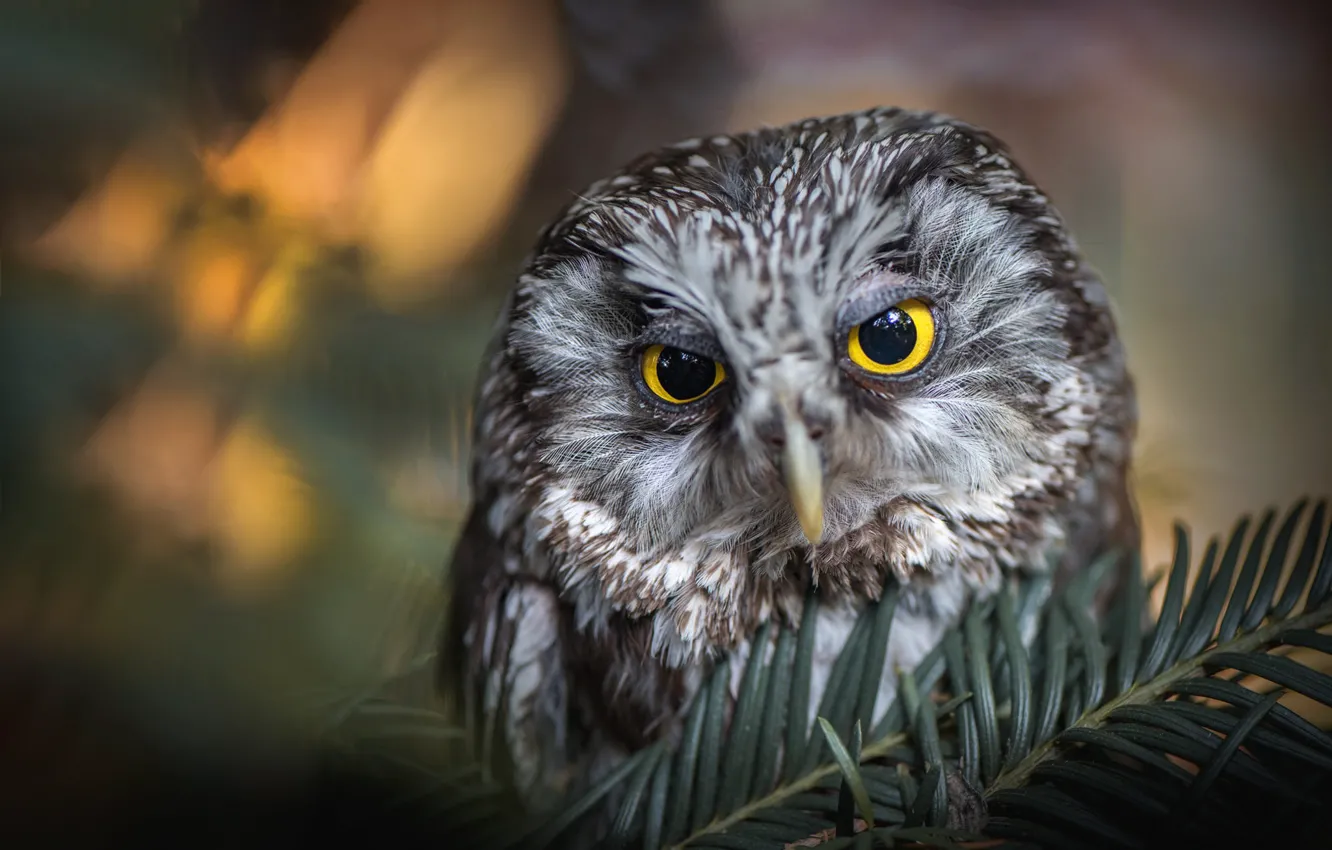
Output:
top-left (0, 6), bottom-right (502, 840)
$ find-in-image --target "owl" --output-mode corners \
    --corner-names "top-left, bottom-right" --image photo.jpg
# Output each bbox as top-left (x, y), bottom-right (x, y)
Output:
top-left (444, 107), bottom-right (1137, 811)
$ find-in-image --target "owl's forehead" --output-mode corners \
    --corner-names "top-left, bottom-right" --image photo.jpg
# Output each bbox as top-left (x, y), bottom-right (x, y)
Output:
top-left (568, 117), bottom-right (955, 239)
top-left (550, 117), bottom-right (966, 343)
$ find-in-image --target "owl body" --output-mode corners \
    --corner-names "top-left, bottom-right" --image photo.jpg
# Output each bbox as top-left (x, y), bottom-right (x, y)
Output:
top-left (445, 107), bottom-right (1137, 809)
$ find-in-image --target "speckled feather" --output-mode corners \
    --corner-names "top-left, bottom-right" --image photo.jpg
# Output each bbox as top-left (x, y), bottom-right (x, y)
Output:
top-left (443, 106), bottom-right (1137, 811)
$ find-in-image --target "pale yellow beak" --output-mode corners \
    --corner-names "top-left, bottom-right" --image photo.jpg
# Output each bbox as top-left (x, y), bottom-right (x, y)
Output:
top-left (782, 413), bottom-right (824, 545)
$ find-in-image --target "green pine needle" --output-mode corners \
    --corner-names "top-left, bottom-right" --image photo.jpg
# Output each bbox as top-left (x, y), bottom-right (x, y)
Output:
top-left (318, 499), bottom-right (1332, 850)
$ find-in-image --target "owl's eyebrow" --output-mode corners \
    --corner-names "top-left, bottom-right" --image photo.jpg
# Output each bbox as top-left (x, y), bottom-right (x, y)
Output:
top-left (612, 267), bottom-right (720, 326)
top-left (634, 297), bottom-right (716, 334)
top-left (835, 268), bottom-right (941, 331)
top-left (632, 322), bottom-right (724, 361)
top-left (632, 291), bottom-right (723, 349)
top-left (866, 234), bottom-right (914, 263)
top-left (637, 293), bottom-right (671, 313)
top-left (845, 267), bottom-right (916, 299)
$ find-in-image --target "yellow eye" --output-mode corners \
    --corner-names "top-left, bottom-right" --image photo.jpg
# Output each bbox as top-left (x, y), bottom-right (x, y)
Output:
top-left (847, 298), bottom-right (935, 375)
top-left (641, 344), bottom-right (725, 404)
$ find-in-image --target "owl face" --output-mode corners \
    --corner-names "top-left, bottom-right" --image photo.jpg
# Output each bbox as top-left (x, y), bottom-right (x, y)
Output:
top-left (483, 109), bottom-right (1123, 655)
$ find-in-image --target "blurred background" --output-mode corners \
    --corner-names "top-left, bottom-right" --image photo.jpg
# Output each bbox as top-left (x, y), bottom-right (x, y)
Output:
top-left (3, 0), bottom-right (1330, 843)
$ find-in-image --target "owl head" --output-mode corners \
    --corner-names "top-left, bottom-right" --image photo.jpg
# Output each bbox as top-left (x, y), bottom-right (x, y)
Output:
top-left (475, 107), bottom-right (1129, 655)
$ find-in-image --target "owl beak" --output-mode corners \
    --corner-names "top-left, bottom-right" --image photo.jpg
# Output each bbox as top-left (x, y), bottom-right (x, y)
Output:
top-left (782, 413), bottom-right (825, 545)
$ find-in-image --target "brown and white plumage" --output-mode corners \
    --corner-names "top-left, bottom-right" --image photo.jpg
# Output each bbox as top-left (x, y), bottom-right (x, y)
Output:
top-left (443, 106), bottom-right (1137, 811)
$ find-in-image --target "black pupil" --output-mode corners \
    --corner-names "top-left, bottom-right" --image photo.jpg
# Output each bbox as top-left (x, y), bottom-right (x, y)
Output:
top-left (657, 347), bottom-right (716, 400)
top-left (860, 307), bottom-right (917, 364)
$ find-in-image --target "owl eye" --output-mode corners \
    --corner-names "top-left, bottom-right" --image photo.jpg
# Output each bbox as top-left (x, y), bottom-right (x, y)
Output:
top-left (847, 298), bottom-right (936, 375)
top-left (641, 344), bottom-right (726, 404)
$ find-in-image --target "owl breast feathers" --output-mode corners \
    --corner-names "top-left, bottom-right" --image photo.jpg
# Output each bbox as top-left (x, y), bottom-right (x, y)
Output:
top-left (445, 106), bottom-right (1137, 808)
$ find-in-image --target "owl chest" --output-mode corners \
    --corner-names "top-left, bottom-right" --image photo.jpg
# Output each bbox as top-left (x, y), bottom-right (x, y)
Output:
top-left (571, 592), bottom-right (960, 758)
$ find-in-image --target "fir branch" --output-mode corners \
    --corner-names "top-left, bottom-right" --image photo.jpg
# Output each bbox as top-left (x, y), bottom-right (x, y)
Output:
top-left (319, 498), bottom-right (1332, 849)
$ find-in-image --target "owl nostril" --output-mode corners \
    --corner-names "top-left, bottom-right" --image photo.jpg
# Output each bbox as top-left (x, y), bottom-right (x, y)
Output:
top-left (755, 411), bottom-right (828, 448)
top-left (758, 424), bottom-right (823, 448)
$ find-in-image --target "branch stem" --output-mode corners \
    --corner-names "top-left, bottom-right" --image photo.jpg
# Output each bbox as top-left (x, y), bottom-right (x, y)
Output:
top-left (986, 599), bottom-right (1332, 794)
